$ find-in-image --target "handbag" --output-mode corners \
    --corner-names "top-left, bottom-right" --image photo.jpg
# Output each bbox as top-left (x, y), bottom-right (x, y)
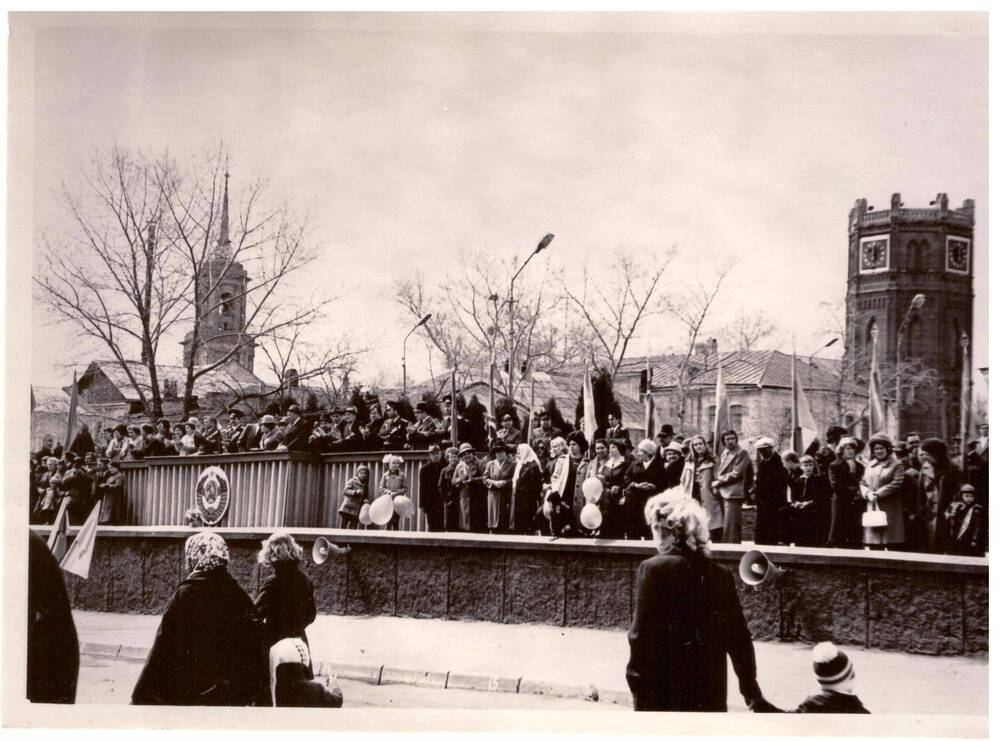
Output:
top-left (862, 500), bottom-right (888, 528)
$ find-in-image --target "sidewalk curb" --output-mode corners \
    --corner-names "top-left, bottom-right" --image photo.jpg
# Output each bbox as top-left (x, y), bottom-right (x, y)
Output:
top-left (81, 642), bottom-right (629, 705)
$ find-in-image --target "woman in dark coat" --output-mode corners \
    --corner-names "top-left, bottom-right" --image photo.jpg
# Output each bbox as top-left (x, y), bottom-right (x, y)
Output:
top-left (27, 530), bottom-right (79, 704)
top-left (255, 532), bottom-right (317, 651)
top-left (827, 437), bottom-right (864, 548)
top-left (751, 438), bottom-right (786, 546)
top-left (509, 443), bottom-right (544, 534)
top-left (599, 439), bottom-right (632, 539)
top-left (626, 491), bottom-right (774, 712)
top-left (786, 455), bottom-right (832, 546)
top-left (132, 531), bottom-right (266, 706)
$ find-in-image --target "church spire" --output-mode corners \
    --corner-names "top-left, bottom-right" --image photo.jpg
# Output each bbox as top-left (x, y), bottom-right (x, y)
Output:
top-left (215, 167), bottom-right (231, 258)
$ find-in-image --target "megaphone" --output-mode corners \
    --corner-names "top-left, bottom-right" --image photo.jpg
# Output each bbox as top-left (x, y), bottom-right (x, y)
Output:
top-left (312, 536), bottom-right (331, 565)
top-left (739, 549), bottom-right (782, 586)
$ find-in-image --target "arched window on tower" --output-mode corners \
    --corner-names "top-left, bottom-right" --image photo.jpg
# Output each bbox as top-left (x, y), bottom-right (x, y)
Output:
top-left (220, 291), bottom-right (232, 316)
top-left (907, 239), bottom-right (920, 271)
top-left (919, 240), bottom-right (932, 272)
top-left (865, 316), bottom-right (878, 349)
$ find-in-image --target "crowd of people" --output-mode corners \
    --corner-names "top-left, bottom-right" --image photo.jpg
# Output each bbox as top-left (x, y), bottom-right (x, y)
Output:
top-left (29, 389), bottom-right (989, 556)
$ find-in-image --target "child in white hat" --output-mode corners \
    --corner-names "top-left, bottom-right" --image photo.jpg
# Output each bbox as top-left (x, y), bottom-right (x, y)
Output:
top-left (790, 642), bottom-right (870, 713)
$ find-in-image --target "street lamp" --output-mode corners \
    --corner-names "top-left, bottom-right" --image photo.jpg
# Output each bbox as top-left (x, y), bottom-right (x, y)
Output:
top-left (402, 313), bottom-right (432, 395)
top-left (507, 233), bottom-right (554, 390)
top-left (895, 293), bottom-right (926, 435)
top-left (807, 337), bottom-right (839, 392)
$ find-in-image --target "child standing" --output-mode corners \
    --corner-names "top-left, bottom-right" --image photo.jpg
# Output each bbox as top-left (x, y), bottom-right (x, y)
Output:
top-left (946, 483), bottom-right (985, 556)
top-left (379, 454), bottom-right (407, 531)
top-left (790, 642), bottom-right (870, 714)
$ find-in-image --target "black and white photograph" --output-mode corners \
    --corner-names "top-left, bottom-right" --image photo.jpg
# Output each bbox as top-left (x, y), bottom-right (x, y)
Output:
top-left (2, 10), bottom-right (990, 737)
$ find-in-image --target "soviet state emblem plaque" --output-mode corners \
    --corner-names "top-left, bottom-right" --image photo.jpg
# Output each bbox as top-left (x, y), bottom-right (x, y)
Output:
top-left (196, 466), bottom-right (231, 525)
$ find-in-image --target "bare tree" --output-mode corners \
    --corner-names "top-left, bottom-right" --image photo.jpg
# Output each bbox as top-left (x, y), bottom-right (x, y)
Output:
top-left (562, 249), bottom-right (676, 379)
top-left (34, 147), bottom-right (191, 418)
top-left (717, 310), bottom-right (776, 352)
top-left (665, 265), bottom-right (731, 432)
top-left (153, 146), bottom-right (332, 414)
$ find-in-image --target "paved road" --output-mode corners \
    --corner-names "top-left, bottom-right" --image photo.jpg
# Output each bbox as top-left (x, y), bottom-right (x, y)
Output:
top-left (77, 655), bottom-right (622, 711)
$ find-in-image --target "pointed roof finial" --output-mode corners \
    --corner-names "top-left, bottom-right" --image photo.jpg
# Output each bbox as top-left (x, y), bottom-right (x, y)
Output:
top-left (215, 164), bottom-right (231, 258)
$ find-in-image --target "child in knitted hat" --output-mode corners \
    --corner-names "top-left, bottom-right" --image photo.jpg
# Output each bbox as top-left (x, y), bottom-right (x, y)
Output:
top-left (790, 642), bottom-right (870, 713)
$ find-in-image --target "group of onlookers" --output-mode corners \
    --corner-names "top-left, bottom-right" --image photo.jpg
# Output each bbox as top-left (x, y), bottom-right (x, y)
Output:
top-left (29, 435), bottom-right (124, 526)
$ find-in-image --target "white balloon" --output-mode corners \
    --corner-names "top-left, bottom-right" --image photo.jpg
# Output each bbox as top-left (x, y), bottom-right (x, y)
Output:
top-left (393, 495), bottom-right (415, 517)
top-left (358, 502), bottom-right (372, 526)
top-left (580, 502), bottom-right (603, 530)
top-left (582, 477), bottom-right (603, 504)
top-left (370, 494), bottom-right (394, 526)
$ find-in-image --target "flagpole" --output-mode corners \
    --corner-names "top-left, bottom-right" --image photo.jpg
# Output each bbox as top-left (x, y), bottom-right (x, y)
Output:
top-left (488, 356), bottom-right (497, 445)
top-left (644, 353), bottom-right (654, 438)
top-left (450, 368), bottom-right (458, 449)
top-left (792, 348), bottom-right (802, 455)
top-left (64, 371), bottom-right (79, 452)
top-left (960, 331), bottom-right (971, 473)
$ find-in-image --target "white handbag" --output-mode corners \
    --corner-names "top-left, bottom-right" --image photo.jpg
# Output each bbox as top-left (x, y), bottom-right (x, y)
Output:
top-left (862, 501), bottom-right (888, 528)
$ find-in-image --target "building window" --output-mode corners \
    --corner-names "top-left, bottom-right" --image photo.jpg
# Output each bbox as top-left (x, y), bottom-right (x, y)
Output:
top-left (730, 404), bottom-right (743, 432)
top-left (708, 405), bottom-right (716, 430)
top-left (220, 291), bottom-right (232, 315)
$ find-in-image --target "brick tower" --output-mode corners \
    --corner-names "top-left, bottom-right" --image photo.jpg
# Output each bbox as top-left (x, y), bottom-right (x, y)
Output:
top-left (846, 193), bottom-right (974, 439)
top-left (181, 171), bottom-right (256, 372)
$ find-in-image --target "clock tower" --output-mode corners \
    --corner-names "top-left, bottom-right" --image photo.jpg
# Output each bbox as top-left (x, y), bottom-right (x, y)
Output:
top-left (846, 193), bottom-right (974, 438)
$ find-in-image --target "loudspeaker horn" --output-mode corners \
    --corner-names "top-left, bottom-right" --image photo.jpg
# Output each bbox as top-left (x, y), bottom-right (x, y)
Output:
top-left (312, 536), bottom-right (331, 565)
top-left (739, 549), bottom-right (782, 586)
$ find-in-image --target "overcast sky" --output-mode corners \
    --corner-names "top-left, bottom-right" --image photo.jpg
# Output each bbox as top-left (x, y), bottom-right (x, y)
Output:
top-left (19, 12), bottom-right (988, 390)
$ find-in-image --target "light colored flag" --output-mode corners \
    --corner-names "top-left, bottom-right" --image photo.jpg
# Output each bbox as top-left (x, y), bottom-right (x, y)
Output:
top-left (64, 371), bottom-right (79, 452)
top-left (60, 502), bottom-right (102, 579)
top-left (792, 353), bottom-right (820, 454)
top-left (868, 325), bottom-right (887, 435)
top-left (644, 355), bottom-right (655, 438)
top-left (582, 364), bottom-right (599, 445)
top-left (712, 355), bottom-right (729, 458)
top-left (47, 499), bottom-right (70, 560)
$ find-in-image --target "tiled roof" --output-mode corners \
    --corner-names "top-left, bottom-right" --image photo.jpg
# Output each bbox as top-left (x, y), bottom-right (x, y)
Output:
top-left (30, 385), bottom-right (100, 416)
top-left (83, 360), bottom-right (266, 402)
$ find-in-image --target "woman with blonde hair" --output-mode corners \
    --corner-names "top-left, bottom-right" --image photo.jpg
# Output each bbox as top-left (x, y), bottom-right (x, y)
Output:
top-left (626, 489), bottom-right (774, 713)
top-left (680, 434), bottom-right (721, 541)
top-left (255, 532), bottom-right (317, 653)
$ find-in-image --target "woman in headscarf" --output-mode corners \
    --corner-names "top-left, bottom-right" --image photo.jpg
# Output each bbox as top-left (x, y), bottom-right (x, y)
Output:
top-left (915, 437), bottom-right (965, 553)
top-left (826, 436), bottom-right (864, 548)
top-left (255, 532), bottom-right (317, 653)
top-left (786, 454), bottom-right (831, 546)
top-left (338, 464), bottom-right (370, 529)
top-left (132, 531), bottom-right (266, 706)
top-left (509, 443), bottom-right (543, 535)
top-left (680, 435), bottom-right (722, 541)
top-left (269, 638), bottom-right (343, 708)
top-left (626, 490), bottom-right (775, 713)
top-left (860, 433), bottom-right (906, 550)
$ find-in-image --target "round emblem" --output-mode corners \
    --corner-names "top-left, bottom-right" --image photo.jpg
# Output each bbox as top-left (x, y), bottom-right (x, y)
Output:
top-left (195, 466), bottom-right (230, 525)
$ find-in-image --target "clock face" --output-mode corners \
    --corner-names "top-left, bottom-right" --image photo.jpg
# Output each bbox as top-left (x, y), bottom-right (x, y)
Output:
top-left (860, 237), bottom-right (889, 272)
top-left (946, 237), bottom-right (970, 274)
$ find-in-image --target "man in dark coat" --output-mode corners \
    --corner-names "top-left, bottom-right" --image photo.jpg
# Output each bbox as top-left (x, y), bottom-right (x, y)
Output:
top-left (332, 406), bottom-right (365, 453)
top-left (438, 446), bottom-right (460, 531)
top-left (27, 530), bottom-right (79, 703)
top-left (606, 413), bottom-right (632, 452)
top-left (418, 444), bottom-right (447, 532)
top-left (199, 418), bottom-right (223, 454)
top-left (626, 537), bottom-right (770, 712)
top-left (815, 426), bottom-right (846, 477)
top-left (407, 402), bottom-right (444, 449)
top-left (225, 409), bottom-right (247, 453)
top-left (752, 437), bottom-right (787, 546)
top-left (68, 425), bottom-right (96, 458)
top-left (61, 454), bottom-right (95, 525)
top-left (279, 405), bottom-right (313, 452)
top-left (133, 533), bottom-right (266, 706)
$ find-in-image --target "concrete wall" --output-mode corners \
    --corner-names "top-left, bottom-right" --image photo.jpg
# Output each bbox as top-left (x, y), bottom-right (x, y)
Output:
top-left (43, 526), bottom-right (988, 657)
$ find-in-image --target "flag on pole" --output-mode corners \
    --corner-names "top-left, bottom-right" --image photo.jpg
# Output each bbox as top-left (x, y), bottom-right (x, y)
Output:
top-left (64, 371), bottom-right (79, 452)
top-left (791, 352), bottom-right (820, 454)
top-left (450, 368), bottom-right (458, 449)
top-left (868, 325), bottom-right (887, 435)
top-left (60, 502), bottom-right (102, 579)
top-left (487, 360), bottom-right (497, 444)
top-left (582, 363), bottom-right (599, 445)
top-left (47, 498), bottom-right (70, 560)
top-left (960, 331), bottom-right (971, 472)
top-left (712, 356), bottom-right (729, 458)
top-left (644, 355), bottom-right (655, 438)
top-left (526, 371), bottom-right (536, 441)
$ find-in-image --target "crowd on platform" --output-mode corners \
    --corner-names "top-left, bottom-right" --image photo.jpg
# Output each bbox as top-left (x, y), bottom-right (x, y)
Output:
top-left (29, 390), bottom-right (989, 556)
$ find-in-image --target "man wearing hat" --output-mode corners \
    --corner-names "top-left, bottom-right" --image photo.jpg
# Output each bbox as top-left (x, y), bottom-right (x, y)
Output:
top-left (378, 401), bottom-right (409, 450)
top-left (60, 452), bottom-right (95, 525)
top-left (496, 414), bottom-right (523, 447)
top-left (258, 415), bottom-right (283, 451)
top-left (655, 425), bottom-right (674, 460)
top-left (407, 401), bottom-right (444, 448)
top-left (332, 406), bottom-right (364, 452)
top-left (752, 436), bottom-right (786, 546)
top-left (224, 409), bottom-right (246, 453)
top-left (712, 429), bottom-right (751, 543)
top-left (442, 395), bottom-right (473, 448)
top-left (624, 439), bottom-right (669, 539)
top-left (279, 405), bottom-right (313, 452)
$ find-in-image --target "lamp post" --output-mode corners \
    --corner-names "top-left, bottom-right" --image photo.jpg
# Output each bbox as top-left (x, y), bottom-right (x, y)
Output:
top-left (402, 313), bottom-right (432, 396)
top-left (507, 233), bottom-right (554, 394)
top-left (807, 337), bottom-right (839, 392)
top-left (895, 294), bottom-right (926, 436)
